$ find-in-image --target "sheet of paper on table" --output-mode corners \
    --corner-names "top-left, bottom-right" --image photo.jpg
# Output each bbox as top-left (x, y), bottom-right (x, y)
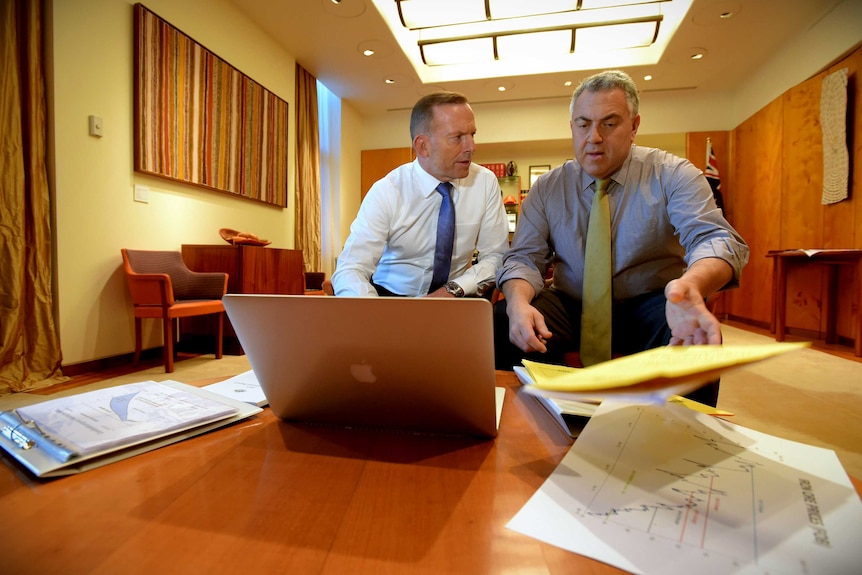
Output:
top-left (507, 400), bottom-right (862, 574)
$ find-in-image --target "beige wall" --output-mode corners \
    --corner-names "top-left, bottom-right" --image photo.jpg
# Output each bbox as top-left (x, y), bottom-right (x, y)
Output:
top-left (52, 0), bottom-right (301, 365)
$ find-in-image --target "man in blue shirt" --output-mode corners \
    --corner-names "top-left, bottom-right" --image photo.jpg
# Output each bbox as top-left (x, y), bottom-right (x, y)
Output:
top-left (494, 71), bottom-right (749, 406)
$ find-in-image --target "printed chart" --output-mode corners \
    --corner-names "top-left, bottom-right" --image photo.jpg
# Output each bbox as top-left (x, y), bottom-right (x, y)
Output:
top-left (508, 401), bottom-right (862, 574)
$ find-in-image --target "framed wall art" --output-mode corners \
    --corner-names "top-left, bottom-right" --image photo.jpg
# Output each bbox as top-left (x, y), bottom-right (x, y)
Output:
top-left (133, 4), bottom-right (289, 207)
top-left (529, 165), bottom-right (551, 189)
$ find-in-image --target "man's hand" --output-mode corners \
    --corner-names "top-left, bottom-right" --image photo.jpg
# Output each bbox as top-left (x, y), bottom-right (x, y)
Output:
top-left (505, 300), bottom-right (552, 353)
top-left (424, 286), bottom-right (455, 298)
top-left (664, 278), bottom-right (723, 345)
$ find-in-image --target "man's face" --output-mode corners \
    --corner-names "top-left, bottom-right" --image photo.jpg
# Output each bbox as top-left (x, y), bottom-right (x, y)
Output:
top-left (415, 103), bottom-right (476, 182)
top-left (570, 88), bottom-right (640, 179)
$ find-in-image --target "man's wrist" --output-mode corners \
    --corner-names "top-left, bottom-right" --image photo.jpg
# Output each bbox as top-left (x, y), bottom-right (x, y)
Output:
top-left (444, 281), bottom-right (465, 297)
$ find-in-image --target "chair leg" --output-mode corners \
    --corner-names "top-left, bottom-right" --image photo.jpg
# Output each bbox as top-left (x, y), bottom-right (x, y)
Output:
top-left (215, 312), bottom-right (224, 359)
top-left (133, 317), bottom-right (143, 365)
top-left (163, 317), bottom-right (175, 373)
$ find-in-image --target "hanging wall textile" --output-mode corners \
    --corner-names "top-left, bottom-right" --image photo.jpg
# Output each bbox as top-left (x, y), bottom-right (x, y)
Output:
top-left (819, 67), bottom-right (849, 205)
top-left (133, 4), bottom-right (289, 207)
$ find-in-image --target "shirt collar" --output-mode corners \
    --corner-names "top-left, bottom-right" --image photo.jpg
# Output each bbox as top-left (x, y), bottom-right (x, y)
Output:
top-left (414, 159), bottom-right (457, 198)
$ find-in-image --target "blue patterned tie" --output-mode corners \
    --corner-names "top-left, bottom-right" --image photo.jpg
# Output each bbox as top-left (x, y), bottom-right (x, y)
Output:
top-left (430, 182), bottom-right (455, 292)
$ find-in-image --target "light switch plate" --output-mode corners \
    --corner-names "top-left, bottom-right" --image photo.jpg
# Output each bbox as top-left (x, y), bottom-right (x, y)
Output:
top-left (134, 184), bottom-right (149, 203)
top-left (88, 115), bottom-right (104, 137)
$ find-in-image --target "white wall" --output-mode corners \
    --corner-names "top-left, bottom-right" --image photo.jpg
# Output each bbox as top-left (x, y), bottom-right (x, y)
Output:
top-left (52, 0), bottom-right (298, 364)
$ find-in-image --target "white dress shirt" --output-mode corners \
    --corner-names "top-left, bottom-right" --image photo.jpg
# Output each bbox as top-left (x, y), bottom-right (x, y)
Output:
top-left (333, 160), bottom-right (508, 297)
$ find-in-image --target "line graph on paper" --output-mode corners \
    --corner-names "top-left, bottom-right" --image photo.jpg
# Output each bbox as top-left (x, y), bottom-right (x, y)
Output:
top-left (507, 402), bottom-right (862, 575)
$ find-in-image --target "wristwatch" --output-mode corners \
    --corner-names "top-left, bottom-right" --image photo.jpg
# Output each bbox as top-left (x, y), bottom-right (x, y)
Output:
top-left (444, 281), bottom-right (465, 297)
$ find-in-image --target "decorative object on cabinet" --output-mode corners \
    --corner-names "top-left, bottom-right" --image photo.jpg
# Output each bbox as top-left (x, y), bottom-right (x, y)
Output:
top-left (506, 161), bottom-right (517, 176)
top-left (218, 228), bottom-right (271, 246)
top-left (120, 249), bottom-right (227, 373)
top-left (133, 4), bottom-right (289, 207)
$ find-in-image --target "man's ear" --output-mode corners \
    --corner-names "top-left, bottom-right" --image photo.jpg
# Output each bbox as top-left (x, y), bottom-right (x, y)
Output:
top-left (630, 114), bottom-right (641, 142)
top-left (414, 134), bottom-right (429, 157)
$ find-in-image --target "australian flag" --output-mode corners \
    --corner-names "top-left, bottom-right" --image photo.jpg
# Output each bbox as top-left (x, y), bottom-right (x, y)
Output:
top-left (705, 139), bottom-right (725, 214)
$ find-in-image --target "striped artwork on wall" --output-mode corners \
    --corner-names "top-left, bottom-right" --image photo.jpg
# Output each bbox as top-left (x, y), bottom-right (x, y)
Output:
top-left (133, 3), bottom-right (288, 207)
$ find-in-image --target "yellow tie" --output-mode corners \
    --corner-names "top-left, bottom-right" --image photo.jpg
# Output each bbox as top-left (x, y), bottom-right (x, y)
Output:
top-left (580, 178), bottom-right (612, 367)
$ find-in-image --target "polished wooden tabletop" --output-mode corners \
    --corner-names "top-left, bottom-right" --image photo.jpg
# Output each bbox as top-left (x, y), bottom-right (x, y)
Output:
top-left (0, 372), bottom-right (634, 574)
top-left (3, 372), bottom-right (859, 575)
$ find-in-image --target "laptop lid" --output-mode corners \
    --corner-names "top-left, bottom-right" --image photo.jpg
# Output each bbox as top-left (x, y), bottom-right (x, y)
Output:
top-left (222, 294), bottom-right (498, 438)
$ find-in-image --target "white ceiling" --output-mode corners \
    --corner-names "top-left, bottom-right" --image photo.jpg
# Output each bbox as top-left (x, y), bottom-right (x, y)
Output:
top-left (229, 0), bottom-right (844, 117)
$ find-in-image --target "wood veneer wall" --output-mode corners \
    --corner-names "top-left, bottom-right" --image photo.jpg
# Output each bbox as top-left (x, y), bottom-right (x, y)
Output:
top-left (689, 44), bottom-right (862, 342)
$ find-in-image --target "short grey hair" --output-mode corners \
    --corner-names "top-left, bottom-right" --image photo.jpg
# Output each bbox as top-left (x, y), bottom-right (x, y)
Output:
top-left (410, 91), bottom-right (469, 140)
top-left (569, 70), bottom-right (639, 117)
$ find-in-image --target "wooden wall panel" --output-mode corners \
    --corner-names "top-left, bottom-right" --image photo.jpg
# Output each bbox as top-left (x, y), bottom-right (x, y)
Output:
top-left (750, 99), bottom-right (785, 327)
top-left (783, 75), bottom-right (828, 332)
top-left (729, 117), bottom-right (759, 323)
top-left (726, 44), bottom-right (862, 345)
top-left (361, 147), bottom-right (414, 199)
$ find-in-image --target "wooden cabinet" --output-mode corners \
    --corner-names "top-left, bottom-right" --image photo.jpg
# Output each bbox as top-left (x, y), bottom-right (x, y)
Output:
top-left (181, 244), bottom-right (305, 354)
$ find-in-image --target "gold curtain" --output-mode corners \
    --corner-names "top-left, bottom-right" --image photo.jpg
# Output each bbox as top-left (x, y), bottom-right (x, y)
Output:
top-left (0, 0), bottom-right (66, 394)
top-left (294, 65), bottom-right (322, 272)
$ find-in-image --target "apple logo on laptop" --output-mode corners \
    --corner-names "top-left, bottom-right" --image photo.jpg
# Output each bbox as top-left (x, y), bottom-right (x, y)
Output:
top-left (350, 361), bottom-right (377, 383)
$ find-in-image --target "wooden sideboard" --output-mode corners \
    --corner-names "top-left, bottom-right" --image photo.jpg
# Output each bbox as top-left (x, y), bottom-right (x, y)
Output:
top-left (181, 244), bottom-right (305, 354)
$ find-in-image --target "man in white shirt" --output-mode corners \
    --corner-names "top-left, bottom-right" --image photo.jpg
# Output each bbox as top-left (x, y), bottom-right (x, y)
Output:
top-left (332, 91), bottom-right (509, 297)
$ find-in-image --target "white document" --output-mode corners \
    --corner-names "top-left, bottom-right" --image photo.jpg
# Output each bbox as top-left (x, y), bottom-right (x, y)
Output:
top-left (508, 401), bottom-right (862, 574)
top-left (203, 370), bottom-right (268, 407)
top-left (15, 381), bottom-right (238, 457)
top-left (0, 381), bottom-right (262, 478)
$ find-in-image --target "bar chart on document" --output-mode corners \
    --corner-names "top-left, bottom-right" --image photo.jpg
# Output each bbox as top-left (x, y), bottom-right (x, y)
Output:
top-left (508, 402), bottom-right (862, 575)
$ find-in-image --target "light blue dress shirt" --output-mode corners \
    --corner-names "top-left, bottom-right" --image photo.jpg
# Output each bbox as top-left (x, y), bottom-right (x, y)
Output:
top-left (497, 145), bottom-right (750, 300)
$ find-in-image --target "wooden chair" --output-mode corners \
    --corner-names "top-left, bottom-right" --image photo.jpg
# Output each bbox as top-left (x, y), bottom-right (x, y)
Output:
top-left (121, 249), bottom-right (228, 373)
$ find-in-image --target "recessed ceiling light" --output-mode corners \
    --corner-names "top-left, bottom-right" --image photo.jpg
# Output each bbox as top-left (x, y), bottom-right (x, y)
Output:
top-left (363, 49), bottom-right (375, 56)
top-left (563, 80), bottom-right (573, 87)
top-left (644, 75), bottom-right (653, 81)
top-left (385, 78), bottom-right (395, 84)
top-left (719, 11), bottom-right (734, 19)
top-left (497, 85), bottom-right (507, 92)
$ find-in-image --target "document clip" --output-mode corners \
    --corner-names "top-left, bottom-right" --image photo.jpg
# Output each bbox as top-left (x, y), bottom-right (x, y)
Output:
top-left (1, 412), bottom-right (37, 450)
top-left (0, 410), bottom-right (75, 462)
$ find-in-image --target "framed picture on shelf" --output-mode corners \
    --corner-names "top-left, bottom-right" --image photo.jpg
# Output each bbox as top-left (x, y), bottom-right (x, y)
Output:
top-left (529, 165), bottom-right (551, 189)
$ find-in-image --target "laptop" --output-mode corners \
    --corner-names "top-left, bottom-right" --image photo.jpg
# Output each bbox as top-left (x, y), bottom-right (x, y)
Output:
top-left (222, 294), bottom-right (499, 438)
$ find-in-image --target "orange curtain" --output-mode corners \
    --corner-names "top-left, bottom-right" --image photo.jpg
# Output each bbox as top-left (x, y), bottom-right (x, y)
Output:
top-left (0, 0), bottom-right (66, 394)
top-left (294, 65), bottom-right (322, 272)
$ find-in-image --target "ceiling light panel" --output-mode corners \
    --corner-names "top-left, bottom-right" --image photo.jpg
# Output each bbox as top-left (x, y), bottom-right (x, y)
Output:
top-left (373, 0), bottom-right (694, 84)
top-left (575, 20), bottom-right (659, 52)
top-left (496, 29), bottom-right (574, 60)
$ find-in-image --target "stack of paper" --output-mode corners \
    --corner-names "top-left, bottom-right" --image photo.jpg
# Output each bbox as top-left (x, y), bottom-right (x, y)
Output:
top-left (522, 342), bottom-right (809, 403)
top-left (0, 380), bottom-right (261, 477)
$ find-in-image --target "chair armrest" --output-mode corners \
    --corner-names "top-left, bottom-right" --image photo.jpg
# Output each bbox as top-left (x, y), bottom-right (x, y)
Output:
top-left (126, 273), bottom-right (175, 306)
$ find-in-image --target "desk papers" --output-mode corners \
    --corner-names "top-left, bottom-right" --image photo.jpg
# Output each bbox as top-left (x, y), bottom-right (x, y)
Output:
top-left (508, 401), bottom-right (862, 574)
top-left (203, 370), bottom-right (268, 406)
top-left (523, 342), bottom-right (808, 402)
top-left (0, 381), bottom-right (261, 478)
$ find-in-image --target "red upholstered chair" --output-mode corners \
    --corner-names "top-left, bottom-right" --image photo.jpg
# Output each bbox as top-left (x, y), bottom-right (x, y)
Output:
top-left (121, 249), bottom-right (228, 373)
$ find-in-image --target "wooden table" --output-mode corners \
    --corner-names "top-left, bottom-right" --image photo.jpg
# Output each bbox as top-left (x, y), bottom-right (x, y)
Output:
top-left (0, 373), bottom-right (618, 574)
top-left (767, 249), bottom-right (862, 356)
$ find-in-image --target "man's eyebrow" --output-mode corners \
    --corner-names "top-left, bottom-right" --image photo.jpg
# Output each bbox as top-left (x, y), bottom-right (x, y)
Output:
top-left (575, 113), bottom-right (622, 123)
